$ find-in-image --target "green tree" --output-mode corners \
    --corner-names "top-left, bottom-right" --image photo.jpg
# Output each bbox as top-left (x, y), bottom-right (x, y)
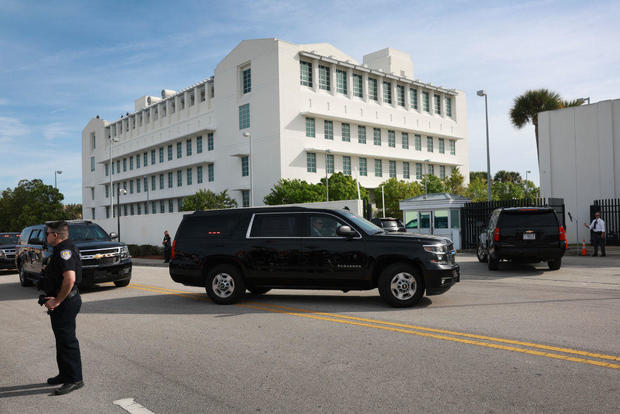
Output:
top-left (492, 181), bottom-right (525, 200)
top-left (493, 170), bottom-right (522, 184)
top-left (264, 179), bottom-right (325, 205)
top-left (421, 174), bottom-right (446, 194)
top-left (320, 172), bottom-right (369, 202)
top-left (375, 178), bottom-right (422, 219)
top-left (444, 167), bottom-right (465, 195)
top-left (181, 189), bottom-right (237, 211)
top-left (469, 171), bottom-right (488, 182)
top-left (465, 176), bottom-right (489, 202)
top-left (0, 179), bottom-right (65, 231)
top-left (64, 203), bottom-right (83, 220)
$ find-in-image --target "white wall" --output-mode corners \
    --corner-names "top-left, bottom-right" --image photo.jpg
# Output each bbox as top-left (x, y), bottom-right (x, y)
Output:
top-left (539, 99), bottom-right (620, 243)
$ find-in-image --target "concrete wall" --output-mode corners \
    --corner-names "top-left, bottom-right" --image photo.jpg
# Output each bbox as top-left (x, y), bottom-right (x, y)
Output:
top-left (539, 99), bottom-right (620, 243)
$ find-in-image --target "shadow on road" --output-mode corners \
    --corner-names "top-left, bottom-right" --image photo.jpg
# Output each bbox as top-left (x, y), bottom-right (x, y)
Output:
top-left (0, 383), bottom-right (55, 398)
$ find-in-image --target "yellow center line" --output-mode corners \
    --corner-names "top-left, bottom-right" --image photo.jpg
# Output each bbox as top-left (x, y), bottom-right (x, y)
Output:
top-left (127, 283), bottom-right (620, 370)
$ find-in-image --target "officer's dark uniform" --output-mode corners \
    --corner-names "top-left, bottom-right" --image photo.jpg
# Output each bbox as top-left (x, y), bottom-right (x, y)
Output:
top-left (163, 233), bottom-right (171, 262)
top-left (46, 239), bottom-right (83, 383)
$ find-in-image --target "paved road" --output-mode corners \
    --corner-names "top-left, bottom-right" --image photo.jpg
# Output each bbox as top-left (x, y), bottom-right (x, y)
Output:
top-left (1, 254), bottom-right (619, 413)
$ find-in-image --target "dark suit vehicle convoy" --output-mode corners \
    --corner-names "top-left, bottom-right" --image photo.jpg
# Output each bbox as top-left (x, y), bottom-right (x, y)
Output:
top-left (170, 207), bottom-right (460, 307)
top-left (15, 221), bottom-right (132, 288)
top-left (0, 232), bottom-right (20, 270)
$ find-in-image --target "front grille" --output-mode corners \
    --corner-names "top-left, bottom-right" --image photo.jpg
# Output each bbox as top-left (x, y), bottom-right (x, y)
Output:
top-left (80, 247), bottom-right (121, 267)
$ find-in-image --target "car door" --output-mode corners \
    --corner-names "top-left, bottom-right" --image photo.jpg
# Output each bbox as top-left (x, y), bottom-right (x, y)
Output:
top-left (27, 227), bottom-right (46, 275)
top-left (301, 213), bottom-right (369, 289)
top-left (245, 213), bottom-right (304, 287)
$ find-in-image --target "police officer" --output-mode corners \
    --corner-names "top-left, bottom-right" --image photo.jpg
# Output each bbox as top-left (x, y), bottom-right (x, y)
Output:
top-left (43, 220), bottom-right (84, 395)
top-left (163, 230), bottom-right (171, 263)
top-left (584, 211), bottom-right (607, 257)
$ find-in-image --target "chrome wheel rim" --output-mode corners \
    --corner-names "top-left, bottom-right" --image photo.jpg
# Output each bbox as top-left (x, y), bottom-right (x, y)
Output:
top-left (478, 245), bottom-right (485, 259)
top-left (212, 273), bottom-right (235, 298)
top-left (390, 272), bottom-right (417, 300)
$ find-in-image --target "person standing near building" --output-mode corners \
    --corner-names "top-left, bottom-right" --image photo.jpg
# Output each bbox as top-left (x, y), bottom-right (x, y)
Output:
top-left (43, 221), bottom-right (84, 395)
top-left (163, 230), bottom-right (171, 263)
top-left (584, 211), bottom-right (606, 257)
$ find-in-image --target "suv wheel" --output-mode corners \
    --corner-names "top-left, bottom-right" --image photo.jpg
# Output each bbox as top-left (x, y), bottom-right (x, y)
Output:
top-left (19, 266), bottom-right (32, 287)
top-left (114, 277), bottom-right (131, 287)
top-left (488, 255), bottom-right (499, 271)
top-left (378, 264), bottom-right (423, 307)
top-left (548, 258), bottom-right (561, 270)
top-left (477, 244), bottom-right (488, 263)
top-left (205, 265), bottom-right (246, 305)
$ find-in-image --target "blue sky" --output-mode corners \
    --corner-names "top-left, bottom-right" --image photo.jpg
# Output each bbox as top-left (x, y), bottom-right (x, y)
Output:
top-left (1, 0), bottom-right (619, 204)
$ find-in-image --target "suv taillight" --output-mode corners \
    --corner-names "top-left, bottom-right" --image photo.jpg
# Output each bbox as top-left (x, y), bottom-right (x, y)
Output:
top-left (171, 239), bottom-right (176, 260)
top-left (559, 226), bottom-right (567, 249)
top-left (493, 227), bottom-right (500, 241)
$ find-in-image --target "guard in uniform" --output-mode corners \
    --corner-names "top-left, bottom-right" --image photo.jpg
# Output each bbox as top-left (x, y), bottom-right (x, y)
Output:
top-left (43, 221), bottom-right (84, 395)
top-left (584, 212), bottom-right (607, 257)
top-left (163, 230), bottom-right (171, 263)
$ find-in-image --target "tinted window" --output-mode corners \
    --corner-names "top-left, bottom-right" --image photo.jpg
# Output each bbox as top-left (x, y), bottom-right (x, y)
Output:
top-left (69, 223), bottom-right (110, 241)
top-left (178, 215), bottom-right (241, 239)
top-left (339, 210), bottom-right (382, 235)
top-left (28, 229), bottom-right (42, 244)
top-left (19, 229), bottom-right (32, 245)
top-left (0, 234), bottom-right (19, 245)
top-left (251, 214), bottom-right (301, 237)
top-left (499, 211), bottom-right (558, 227)
top-left (309, 214), bottom-right (347, 237)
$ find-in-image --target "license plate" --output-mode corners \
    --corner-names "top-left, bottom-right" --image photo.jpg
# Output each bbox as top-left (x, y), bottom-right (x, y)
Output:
top-left (523, 233), bottom-right (535, 240)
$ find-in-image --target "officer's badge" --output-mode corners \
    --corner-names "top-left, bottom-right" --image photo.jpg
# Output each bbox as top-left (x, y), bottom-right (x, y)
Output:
top-left (60, 250), bottom-right (72, 260)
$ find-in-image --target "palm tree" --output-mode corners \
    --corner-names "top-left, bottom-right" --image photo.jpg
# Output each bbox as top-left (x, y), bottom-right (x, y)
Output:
top-left (510, 89), bottom-right (584, 161)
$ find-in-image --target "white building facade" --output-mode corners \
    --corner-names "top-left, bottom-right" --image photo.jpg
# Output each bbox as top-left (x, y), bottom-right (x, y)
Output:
top-left (82, 38), bottom-right (469, 222)
top-left (539, 99), bottom-right (620, 243)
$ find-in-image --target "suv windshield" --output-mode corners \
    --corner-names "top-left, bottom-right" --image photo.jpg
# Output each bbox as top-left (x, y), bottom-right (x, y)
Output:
top-left (69, 223), bottom-right (111, 241)
top-left (0, 234), bottom-right (19, 245)
top-left (339, 210), bottom-right (383, 235)
top-left (499, 211), bottom-right (558, 227)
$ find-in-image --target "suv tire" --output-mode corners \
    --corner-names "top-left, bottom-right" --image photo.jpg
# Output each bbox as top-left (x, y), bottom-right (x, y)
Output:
top-left (248, 287), bottom-right (271, 295)
top-left (378, 263), bottom-right (424, 307)
top-left (114, 277), bottom-right (131, 287)
top-left (205, 264), bottom-right (246, 305)
top-left (477, 244), bottom-right (488, 263)
top-left (548, 258), bottom-right (561, 270)
top-left (19, 266), bottom-right (32, 287)
top-left (488, 256), bottom-right (499, 271)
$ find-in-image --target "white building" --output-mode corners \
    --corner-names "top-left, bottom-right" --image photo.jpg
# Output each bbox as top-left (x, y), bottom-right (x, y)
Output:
top-left (539, 98), bottom-right (620, 243)
top-left (82, 38), bottom-right (469, 222)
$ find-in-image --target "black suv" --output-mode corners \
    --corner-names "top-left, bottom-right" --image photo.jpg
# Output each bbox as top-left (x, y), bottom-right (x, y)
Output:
top-left (370, 217), bottom-right (406, 233)
top-left (170, 207), bottom-right (459, 307)
top-left (478, 207), bottom-right (567, 270)
top-left (16, 221), bottom-right (132, 288)
top-left (0, 232), bottom-right (20, 270)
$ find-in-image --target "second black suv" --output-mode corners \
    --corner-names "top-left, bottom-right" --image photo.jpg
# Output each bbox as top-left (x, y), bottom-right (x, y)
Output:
top-left (170, 207), bottom-right (459, 307)
top-left (0, 232), bottom-right (19, 270)
top-left (370, 217), bottom-right (406, 232)
top-left (478, 207), bottom-right (567, 270)
top-left (16, 221), bottom-right (132, 288)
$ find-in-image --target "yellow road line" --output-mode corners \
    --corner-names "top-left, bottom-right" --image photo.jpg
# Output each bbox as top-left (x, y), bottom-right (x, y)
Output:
top-left (127, 283), bottom-right (620, 370)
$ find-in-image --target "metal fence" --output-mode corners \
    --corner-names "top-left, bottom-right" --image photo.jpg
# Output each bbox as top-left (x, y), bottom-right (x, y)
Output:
top-left (460, 198), bottom-right (565, 249)
top-left (591, 198), bottom-right (620, 245)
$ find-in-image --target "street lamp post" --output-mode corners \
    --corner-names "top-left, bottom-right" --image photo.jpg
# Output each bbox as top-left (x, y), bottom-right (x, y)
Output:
top-left (525, 170), bottom-right (531, 198)
top-left (477, 90), bottom-right (492, 201)
top-left (117, 187), bottom-right (127, 241)
top-left (109, 136), bottom-right (119, 217)
top-left (242, 132), bottom-right (253, 206)
top-left (325, 149), bottom-right (331, 202)
top-left (54, 170), bottom-right (63, 188)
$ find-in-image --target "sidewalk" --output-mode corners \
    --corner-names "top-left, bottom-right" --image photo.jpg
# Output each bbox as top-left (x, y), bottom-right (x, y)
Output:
top-left (565, 244), bottom-right (620, 256)
top-left (131, 257), bottom-right (169, 267)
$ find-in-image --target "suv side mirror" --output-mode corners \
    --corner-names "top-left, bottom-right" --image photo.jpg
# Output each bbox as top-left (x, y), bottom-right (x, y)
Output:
top-left (336, 225), bottom-right (357, 238)
top-left (109, 232), bottom-right (118, 239)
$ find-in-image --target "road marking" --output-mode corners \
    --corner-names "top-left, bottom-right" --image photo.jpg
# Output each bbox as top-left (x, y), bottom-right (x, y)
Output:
top-left (113, 398), bottom-right (155, 413)
top-left (127, 283), bottom-right (620, 370)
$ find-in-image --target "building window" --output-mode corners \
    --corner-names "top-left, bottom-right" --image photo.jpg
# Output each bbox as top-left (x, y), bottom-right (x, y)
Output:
top-left (368, 78), bottom-right (378, 101)
top-left (397, 85), bottom-right (405, 106)
top-left (89, 188), bottom-right (94, 201)
top-left (151, 201), bottom-right (156, 214)
top-left (438, 138), bottom-right (445, 154)
top-left (343, 156), bottom-right (351, 175)
top-left (427, 136), bottom-right (434, 152)
top-left (402, 132), bottom-right (409, 149)
top-left (300, 61), bottom-right (313, 87)
top-left (159, 147), bottom-right (164, 163)
top-left (359, 158), bottom-right (367, 176)
top-left (90, 157), bottom-right (95, 172)
top-left (151, 150), bottom-right (156, 165)
top-left (208, 164), bottom-right (214, 182)
top-left (159, 174), bottom-right (164, 189)
top-left (137, 203), bottom-right (141, 215)
top-left (242, 156), bottom-right (249, 177)
top-left (129, 156), bottom-right (134, 170)
top-left (324, 120), bottom-right (333, 140)
top-left (144, 152), bottom-right (148, 167)
top-left (197, 166), bottom-right (203, 184)
top-left (187, 168), bottom-right (192, 185)
top-left (374, 159), bottom-right (382, 177)
top-left (336, 69), bottom-right (347, 94)
top-left (186, 139), bottom-right (192, 156)
top-left (160, 200), bottom-right (165, 214)
top-left (434, 94), bottom-right (441, 114)
top-left (389, 160), bottom-right (396, 178)
top-left (358, 126), bottom-right (366, 144)
top-left (177, 142), bottom-right (182, 158)
top-left (90, 133), bottom-right (96, 150)
top-left (197, 136), bottom-right (203, 153)
top-left (242, 67), bottom-right (251, 94)
top-left (177, 198), bottom-right (184, 211)
top-left (307, 152), bottom-right (316, 172)
top-left (143, 177), bottom-right (148, 193)
top-left (242, 190), bottom-right (250, 207)
top-left (136, 154), bottom-right (141, 169)
top-left (415, 134), bottom-right (422, 151)
top-left (341, 123), bottom-right (350, 142)
top-left (446, 97), bottom-right (452, 117)
top-left (239, 103), bottom-right (250, 129)
top-left (416, 163), bottom-right (423, 179)
top-left (422, 91), bottom-right (430, 112)
top-left (130, 204), bottom-right (134, 216)
top-left (123, 158), bottom-right (127, 172)
top-left (177, 170), bottom-right (182, 187)
top-left (450, 140), bottom-right (456, 155)
top-left (151, 176), bottom-right (156, 191)
top-left (428, 164), bottom-right (435, 176)
top-left (305, 118), bottom-right (315, 137)
top-left (373, 128), bottom-right (381, 146)
top-left (169, 199), bottom-right (174, 213)
top-left (91, 208), bottom-right (96, 219)
top-left (410, 88), bottom-right (418, 109)
top-left (383, 81), bottom-right (392, 104)
top-left (326, 153), bottom-right (334, 174)
top-left (106, 206), bottom-right (110, 219)
top-left (117, 159), bottom-right (120, 173)
top-left (318, 65), bottom-right (330, 91)
top-left (105, 162), bottom-right (109, 177)
top-left (129, 180), bottom-right (134, 194)
top-left (352, 74), bottom-right (362, 97)
top-left (388, 130), bottom-right (395, 147)
top-left (168, 172), bottom-right (173, 188)
top-left (168, 145), bottom-right (173, 161)
top-left (440, 165), bottom-right (446, 179)
top-left (105, 184), bottom-right (109, 198)
top-left (137, 179), bottom-right (141, 193)
top-left (207, 133), bottom-right (214, 151)
top-left (403, 162), bottom-right (410, 179)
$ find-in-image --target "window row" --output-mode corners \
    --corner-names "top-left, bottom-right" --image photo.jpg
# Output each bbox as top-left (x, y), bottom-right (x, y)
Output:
top-left (300, 60), bottom-right (454, 117)
top-left (305, 118), bottom-right (456, 154)
top-left (104, 197), bottom-right (186, 219)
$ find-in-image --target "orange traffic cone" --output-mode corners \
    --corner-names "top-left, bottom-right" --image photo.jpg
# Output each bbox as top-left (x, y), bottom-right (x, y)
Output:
top-left (581, 240), bottom-right (587, 256)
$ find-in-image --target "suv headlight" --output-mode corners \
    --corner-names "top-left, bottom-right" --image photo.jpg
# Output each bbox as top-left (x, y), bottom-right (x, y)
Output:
top-left (120, 245), bottom-right (130, 259)
top-left (423, 244), bottom-right (449, 264)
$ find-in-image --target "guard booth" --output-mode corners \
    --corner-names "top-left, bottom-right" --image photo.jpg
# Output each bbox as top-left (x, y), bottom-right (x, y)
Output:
top-left (399, 193), bottom-right (471, 250)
